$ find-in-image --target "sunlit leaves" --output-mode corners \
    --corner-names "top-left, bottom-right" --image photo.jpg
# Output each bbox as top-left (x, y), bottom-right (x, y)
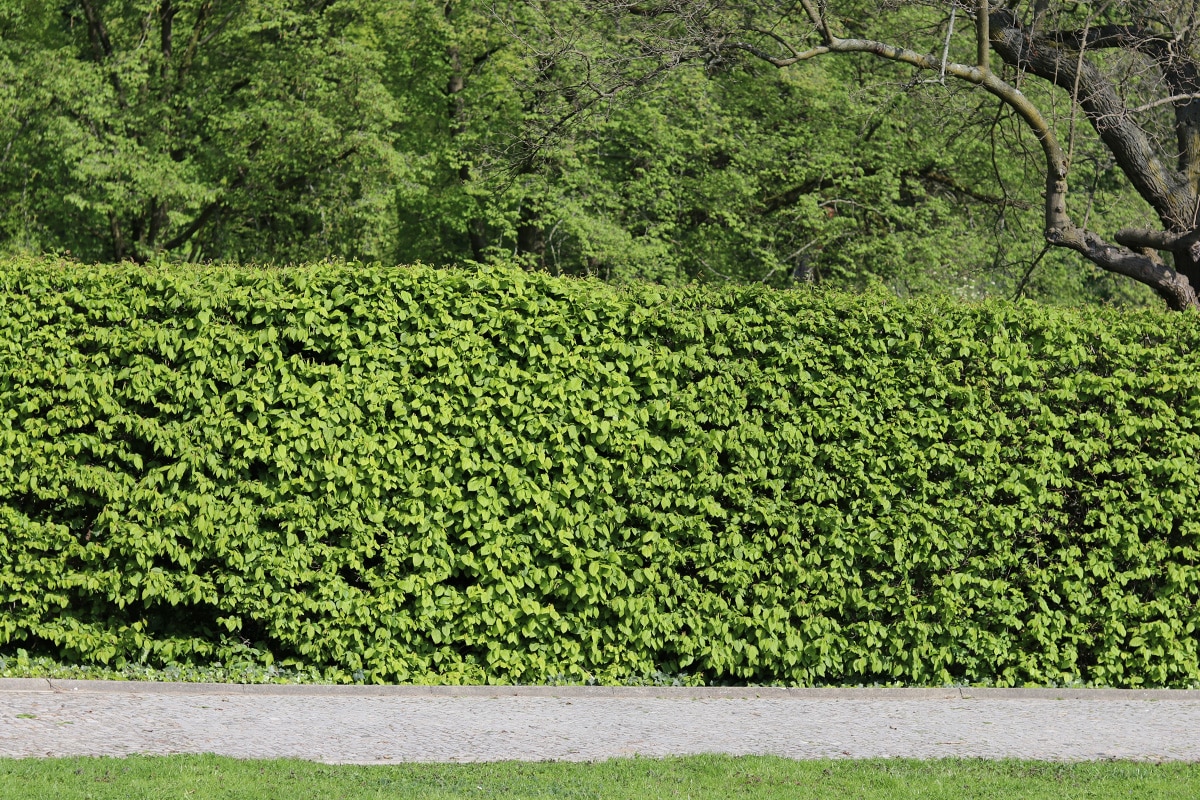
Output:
top-left (0, 257), bottom-right (1198, 686)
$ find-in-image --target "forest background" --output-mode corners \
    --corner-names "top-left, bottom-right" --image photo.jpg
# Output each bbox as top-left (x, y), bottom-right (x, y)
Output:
top-left (0, 0), bottom-right (1167, 307)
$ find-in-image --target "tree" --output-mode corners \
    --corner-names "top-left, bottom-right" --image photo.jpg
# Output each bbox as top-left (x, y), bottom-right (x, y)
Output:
top-left (538, 1), bottom-right (1200, 309)
top-left (379, 0), bottom-right (514, 265)
top-left (375, 0), bottom-right (593, 270)
top-left (0, 0), bottom-right (405, 264)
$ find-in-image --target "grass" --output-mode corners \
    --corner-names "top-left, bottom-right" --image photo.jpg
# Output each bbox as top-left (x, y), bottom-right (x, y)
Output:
top-left (0, 755), bottom-right (1196, 799)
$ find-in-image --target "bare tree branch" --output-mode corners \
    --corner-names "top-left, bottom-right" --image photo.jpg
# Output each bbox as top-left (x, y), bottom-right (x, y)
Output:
top-left (1130, 93), bottom-right (1200, 113)
top-left (977, 0), bottom-right (989, 71)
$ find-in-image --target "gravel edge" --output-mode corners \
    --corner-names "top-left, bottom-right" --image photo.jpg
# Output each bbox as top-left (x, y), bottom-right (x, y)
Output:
top-left (3, 678), bottom-right (1200, 700)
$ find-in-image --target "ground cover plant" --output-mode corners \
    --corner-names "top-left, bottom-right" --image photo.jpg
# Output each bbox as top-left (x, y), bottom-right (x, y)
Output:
top-left (2, 256), bottom-right (1199, 687)
top-left (0, 755), bottom-right (1197, 800)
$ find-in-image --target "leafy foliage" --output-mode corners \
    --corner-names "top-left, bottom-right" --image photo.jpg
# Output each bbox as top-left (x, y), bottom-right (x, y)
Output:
top-left (1, 257), bottom-right (1198, 685)
top-left (0, 0), bottom-right (405, 264)
top-left (0, 0), bottom-right (1161, 307)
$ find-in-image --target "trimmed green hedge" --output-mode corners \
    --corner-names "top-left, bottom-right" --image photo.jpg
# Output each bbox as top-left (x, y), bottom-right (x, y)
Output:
top-left (2, 257), bottom-right (1199, 686)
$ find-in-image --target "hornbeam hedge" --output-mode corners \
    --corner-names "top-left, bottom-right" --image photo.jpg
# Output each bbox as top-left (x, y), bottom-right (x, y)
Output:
top-left (2, 257), bottom-right (1199, 686)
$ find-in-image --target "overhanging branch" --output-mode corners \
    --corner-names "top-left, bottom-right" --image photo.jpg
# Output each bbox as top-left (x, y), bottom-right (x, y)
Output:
top-left (1048, 225), bottom-right (1197, 309)
top-left (1116, 227), bottom-right (1200, 262)
top-left (725, 15), bottom-right (1198, 309)
top-left (1115, 228), bottom-right (1185, 251)
top-left (1131, 93), bottom-right (1200, 113)
top-left (988, 9), bottom-right (1193, 230)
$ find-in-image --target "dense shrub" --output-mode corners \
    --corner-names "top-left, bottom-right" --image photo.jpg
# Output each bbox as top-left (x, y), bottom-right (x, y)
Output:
top-left (1, 257), bottom-right (1198, 686)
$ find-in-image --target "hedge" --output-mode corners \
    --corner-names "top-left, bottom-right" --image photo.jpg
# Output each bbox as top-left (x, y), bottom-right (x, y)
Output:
top-left (1, 257), bottom-right (1199, 686)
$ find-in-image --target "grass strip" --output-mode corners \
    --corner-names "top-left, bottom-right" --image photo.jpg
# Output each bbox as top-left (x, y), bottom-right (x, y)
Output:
top-left (0, 755), bottom-right (1196, 799)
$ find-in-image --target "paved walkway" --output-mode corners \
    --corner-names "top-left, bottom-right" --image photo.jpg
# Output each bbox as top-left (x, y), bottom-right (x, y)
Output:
top-left (2, 679), bottom-right (1199, 763)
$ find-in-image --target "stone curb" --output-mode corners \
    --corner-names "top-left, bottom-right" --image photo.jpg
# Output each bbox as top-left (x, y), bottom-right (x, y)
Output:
top-left (3, 678), bottom-right (1199, 701)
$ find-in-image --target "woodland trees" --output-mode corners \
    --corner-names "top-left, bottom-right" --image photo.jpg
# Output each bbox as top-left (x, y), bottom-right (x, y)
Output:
top-left (0, 0), bottom-right (404, 264)
top-left (541, 0), bottom-right (1200, 308)
top-left (0, 0), bottom-right (1178, 308)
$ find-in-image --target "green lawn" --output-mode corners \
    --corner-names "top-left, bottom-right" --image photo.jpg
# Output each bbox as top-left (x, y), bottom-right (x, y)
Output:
top-left (0, 755), bottom-right (1195, 799)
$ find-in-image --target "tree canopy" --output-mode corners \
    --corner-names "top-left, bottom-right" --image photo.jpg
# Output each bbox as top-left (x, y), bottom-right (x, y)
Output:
top-left (0, 1), bottom-right (1185, 308)
top-left (0, 0), bottom-right (405, 264)
top-left (532, 0), bottom-right (1200, 308)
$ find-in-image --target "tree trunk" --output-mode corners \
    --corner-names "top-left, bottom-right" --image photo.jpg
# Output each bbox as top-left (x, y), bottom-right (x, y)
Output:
top-left (517, 205), bottom-right (545, 268)
top-left (445, 18), bottom-right (490, 262)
